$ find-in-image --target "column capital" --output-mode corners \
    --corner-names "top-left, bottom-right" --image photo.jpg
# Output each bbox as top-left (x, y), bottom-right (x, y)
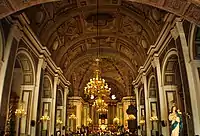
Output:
top-left (151, 56), bottom-right (160, 68)
top-left (134, 86), bottom-right (139, 94)
top-left (54, 75), bottom-right (60, 85)
top-left (170, 26), bottom-right (179, 40)
top-left (141, 73), bottom-right (147, 84)
top-left (42, 61), bottom-right (47, 70)
top-left (10, 22), bottom-right (23, 41)
top-left (64, 86), bottom-right (69, 95)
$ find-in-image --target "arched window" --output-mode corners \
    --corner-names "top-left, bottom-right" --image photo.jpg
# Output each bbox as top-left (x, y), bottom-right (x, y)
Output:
top-left (43, 76), bottom-right (52, 98)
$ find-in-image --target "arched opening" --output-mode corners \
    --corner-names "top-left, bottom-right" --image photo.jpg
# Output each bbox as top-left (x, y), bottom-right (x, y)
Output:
top-left (5, 50), bottom-right (35, 136)
top-left (139, 88), bottom-right (146, 135)
top-left (56, 89), bottom-right (64, 134)
top-left (39, 75), bottom-right (52, 136)
top-left (148, 75), bottom-right (159, 135)
top-left (162, 52), bottom-right (187, 135)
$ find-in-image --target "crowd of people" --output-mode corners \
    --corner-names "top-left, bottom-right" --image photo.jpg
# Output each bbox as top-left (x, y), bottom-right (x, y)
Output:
top-left (65, 125), bottom-right (137, 136)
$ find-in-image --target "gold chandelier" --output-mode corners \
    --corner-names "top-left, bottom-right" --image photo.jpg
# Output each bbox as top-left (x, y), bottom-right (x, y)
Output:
top-left (69, 113), bottom-right (77, 120)
top-left (56, 118), bottom-right (63, 125)
top-left (40, 115), bottom-right (50, 121)
top-left (15, 101), bottom-right (26, 118)
top-left (84, 59), bottom-right (111, 98)
top-left (92, 97), bottom-right (108, 113)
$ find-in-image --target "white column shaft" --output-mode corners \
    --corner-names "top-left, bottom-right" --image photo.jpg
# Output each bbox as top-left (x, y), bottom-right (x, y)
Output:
top-left (31, 58), bottom-right (44, 136)
top-left (135, 87), bottom-right (141, 135)
top-left (153, 57), bottom-right (169, 136)
top-left (143, 75), bottom-right (151, 136)
top-left (62, 86), bottom-right (68, 135)
top-left (51, 76), bottom-right (59, 135)
top-left (176, 21), bottom-right (200, 135)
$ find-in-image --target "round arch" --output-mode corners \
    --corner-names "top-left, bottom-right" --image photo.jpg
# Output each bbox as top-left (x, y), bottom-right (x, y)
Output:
top-left (43, 75), bottom-right (53, 98)
top-left (161, 48), bottom-right (178, 85)
top-left (64, 48), bottom-right (137, 79)
top-left (57, 89), bottom-right (64, 106)
top-left (16, 48), bottom-right (36, 85)
top-left (147, 74), bottom-right (157, 98)
top-left (1, 0), bottom-right (200, 25)
top-left (138, 87), bottom-right (145, 106)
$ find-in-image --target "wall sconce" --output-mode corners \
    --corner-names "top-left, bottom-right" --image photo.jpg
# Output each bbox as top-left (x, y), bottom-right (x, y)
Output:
top-left (150, 116), bottom-right (158, 121)
top-left (56, 118), bottom-right (63, 125)
top-left (139, 116), bottom-right (145, 126)
top-left (40, 115), bottom-right (50, 122)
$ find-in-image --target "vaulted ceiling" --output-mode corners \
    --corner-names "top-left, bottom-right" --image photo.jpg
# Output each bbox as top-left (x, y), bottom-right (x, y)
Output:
top-left (21, 0), bottom-right (167, 99)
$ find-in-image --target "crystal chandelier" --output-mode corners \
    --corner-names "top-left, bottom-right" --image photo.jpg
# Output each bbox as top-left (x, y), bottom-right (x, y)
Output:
top-left (84, 59), bottom-right (111, 98)
top-left (15, 101), bottom-right (26, 118)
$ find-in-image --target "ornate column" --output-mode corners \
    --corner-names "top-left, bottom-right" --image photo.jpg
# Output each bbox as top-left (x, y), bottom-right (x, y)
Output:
top-left (142, 74), bottom-right (151, 136)
top-left (31, 57), bottom-right (45, 136)
top-left (134, 86), bottom-right (141, 135)
top-left (51, 75), bottom-right (59, 135)
top-left (152, 56), bottom-right (169, 136)
top-left (62, 86), bottom-right (69, 135)
top-left (175, 20), bottom-right (199, 135)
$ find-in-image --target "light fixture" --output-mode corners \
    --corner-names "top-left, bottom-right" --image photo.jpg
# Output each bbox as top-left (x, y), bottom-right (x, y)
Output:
top-left (56, 118), bottom-right (63, 125)
top-left (40, 115), bottom-right (50, 121)
top-left (127, 114), bottom-right (136, 120)
top-left (111, 94), bottom-right (116, 100)
top-left (92, 97), bottom-right (108, 113)
top-left (150, 116), bottom-right (158, 121)
top-left (69, 113), bottom-right (77, 120)
top-left (97, 107), bottom-right (108, 113)
top-left (87, 117), bottom-right (92, 124)
top-left (15, 101), bottom-right (26, 118)
top-left (84, 0), bottom-right (111, 99)
top-left (91, 95), bottom-right (94, 99)
top-left (113, 117), bottom-right (120, 125)
top-left (84, 59), bottom-right (111, 98)
top-left (139, 116), bottom-right (145, 125)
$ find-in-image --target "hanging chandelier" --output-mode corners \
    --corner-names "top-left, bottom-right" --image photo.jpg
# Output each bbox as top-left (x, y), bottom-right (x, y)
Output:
top-left (84, 0), bottom-right (111, 98)
top-left (15, 101), bottom-right (26, 118)
top-left (84, 59), bottom-right (111, 98)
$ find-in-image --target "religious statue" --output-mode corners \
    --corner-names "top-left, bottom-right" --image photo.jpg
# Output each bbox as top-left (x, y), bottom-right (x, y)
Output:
top-left (168, 105), bottom-right (183, 136)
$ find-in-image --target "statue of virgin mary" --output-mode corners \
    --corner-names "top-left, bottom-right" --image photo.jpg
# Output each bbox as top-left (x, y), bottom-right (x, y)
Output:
top-left (168, 106), bottom-right (183, 136)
